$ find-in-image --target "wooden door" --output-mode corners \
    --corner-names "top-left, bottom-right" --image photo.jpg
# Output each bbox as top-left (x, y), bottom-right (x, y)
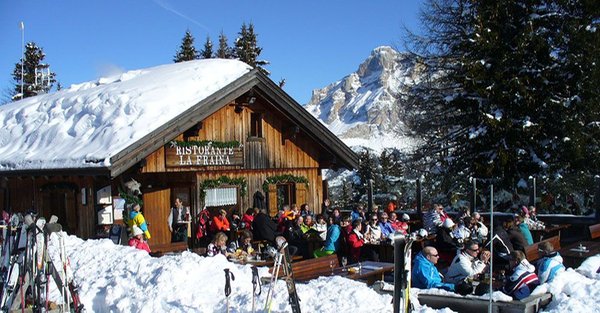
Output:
top-left (142, 188), bottom-right (171, 247)
top-left (40, 189), bottom-right (78, 235)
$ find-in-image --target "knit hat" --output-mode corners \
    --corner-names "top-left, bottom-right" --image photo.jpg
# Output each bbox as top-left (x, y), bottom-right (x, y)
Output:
top-left (442, 218), bottom-right (455, 229)
top-left (132, 225), bottom-right (144, 237)
top-left (521, 206), bottom-right (529, 215)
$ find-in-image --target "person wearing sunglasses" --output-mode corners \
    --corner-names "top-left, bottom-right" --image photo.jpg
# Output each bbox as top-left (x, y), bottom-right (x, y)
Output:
top-left (412, 246), bottom-right (455, 291)
top-left (445, 241), bottom-right (491, 284)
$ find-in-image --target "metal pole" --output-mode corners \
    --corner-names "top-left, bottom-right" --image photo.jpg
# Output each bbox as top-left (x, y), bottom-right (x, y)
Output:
top-left (533, 177), bottom-right (536, 207)
top-left (488, 184), bottom-right (494, 313)
top-left (20, 21), bottom-right (25, 99)
top-left (471, 177), bottom-right (477, 215)
top-left (367, 179), bottom-right (374, 214)
top-left (416, 178), bottom-right (422, 213)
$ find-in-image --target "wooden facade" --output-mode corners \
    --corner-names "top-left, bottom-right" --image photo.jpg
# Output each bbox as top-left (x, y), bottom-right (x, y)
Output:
top-left (0, 68), bottom-right (358, 251)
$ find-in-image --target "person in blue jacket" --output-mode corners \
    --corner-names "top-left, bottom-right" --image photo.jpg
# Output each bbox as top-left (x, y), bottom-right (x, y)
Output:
top-left (536, 241), bottom-right (565, 284)
top-left (412, 246), bottom-right (455, 291)
top-left (314, 219), bottom-right (341, 257)
top-left (378, 212), bottom-right (395, 239)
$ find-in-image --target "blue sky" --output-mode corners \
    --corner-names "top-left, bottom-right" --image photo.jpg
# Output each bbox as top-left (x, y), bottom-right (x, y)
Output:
top-left (0, 0), bottom-right (423, 105)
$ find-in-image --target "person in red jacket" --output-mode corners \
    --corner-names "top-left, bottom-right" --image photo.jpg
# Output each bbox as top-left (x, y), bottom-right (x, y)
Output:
top-left (241, 208), bottom-right (255, 230)
top-left (128, 226), bottom-right (151, 253)
top-left (211, 209), bottom-right (231, 233)
top-left (347, 219), bottom-right (365, 263)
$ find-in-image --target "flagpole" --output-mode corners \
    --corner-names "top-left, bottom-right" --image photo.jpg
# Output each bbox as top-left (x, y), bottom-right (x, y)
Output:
top-left (20, 21), bottom-right (25, 99)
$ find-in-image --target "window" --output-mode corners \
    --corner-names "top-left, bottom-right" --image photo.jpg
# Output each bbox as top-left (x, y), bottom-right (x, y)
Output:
top-left (250, 113), bottom-right (263, 137)
top-left (205, 187), bottom-right (238, 207)
top-left (276, 183), bottom-right (296, 209)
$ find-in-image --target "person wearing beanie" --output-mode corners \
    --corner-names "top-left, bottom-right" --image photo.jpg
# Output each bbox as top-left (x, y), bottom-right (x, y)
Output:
top-left (128, 225), bottom-right (151, 253)
top-left (128, 203), bottom-right (151, 240)
top-left (536, 241), bottom-right (565, 283)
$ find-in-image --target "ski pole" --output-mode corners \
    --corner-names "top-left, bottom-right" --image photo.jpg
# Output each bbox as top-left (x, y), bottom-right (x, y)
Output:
top-left (223, 268), bottom-right (235, 313)
top-left (265, 253), bottom-right (283, 313)
top-left (251, 266), bottom-right (261, 313)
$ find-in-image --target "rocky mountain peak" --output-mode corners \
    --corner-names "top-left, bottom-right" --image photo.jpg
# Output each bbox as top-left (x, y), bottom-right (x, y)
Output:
top-left (304, 46), bottom-right (422, 152)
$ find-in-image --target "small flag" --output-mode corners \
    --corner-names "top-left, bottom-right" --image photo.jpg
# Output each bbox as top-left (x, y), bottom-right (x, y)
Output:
top-left (20, 21), bottom-right (24, 30)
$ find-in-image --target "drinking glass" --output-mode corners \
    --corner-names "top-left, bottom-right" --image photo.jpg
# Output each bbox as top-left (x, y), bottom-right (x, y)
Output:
top-left (341, 257), bottom-right (348, 271)
top-left (330, 260), bottom-right (335, 274)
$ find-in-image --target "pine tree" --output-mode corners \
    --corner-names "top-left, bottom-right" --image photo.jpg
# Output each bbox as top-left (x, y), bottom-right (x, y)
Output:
top-left (235, 22), bottom-right (270, 75)
top-left (173, 30), bottom-right (199, 62)
top-left (200, 36), bottom-right (214, 59)
top-left (216, 31), bottom-right (234, 59)
top-left (12, 42), bottom-right (56, 101)
top-left (404, 0), bottom-right (598, 193)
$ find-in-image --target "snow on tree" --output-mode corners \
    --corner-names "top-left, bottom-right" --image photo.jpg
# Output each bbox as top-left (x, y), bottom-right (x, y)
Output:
top-left (12, 42), bottom-right (56, 101)
top-left (216, 31), bottom-right (234, 59)
top-left (234, 22), bottom-right (270, 75)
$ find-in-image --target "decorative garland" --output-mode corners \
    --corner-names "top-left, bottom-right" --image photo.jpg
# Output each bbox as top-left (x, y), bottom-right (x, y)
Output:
top-left (199, 176), bottom-right (248, 199)
top-left (118, 187), bottom-right (143, 206)
top-left (169, 140), bottom-right (242, 149)
top-left (262, 174), bottom-right (309, 193)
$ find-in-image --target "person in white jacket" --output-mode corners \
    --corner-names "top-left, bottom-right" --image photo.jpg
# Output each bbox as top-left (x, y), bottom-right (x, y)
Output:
top-left (444, 241), bottom-right (491, 284)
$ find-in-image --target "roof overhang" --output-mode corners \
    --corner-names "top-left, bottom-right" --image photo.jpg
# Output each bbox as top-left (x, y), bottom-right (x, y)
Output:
top-left (108, 69), bottom-right (358, 177)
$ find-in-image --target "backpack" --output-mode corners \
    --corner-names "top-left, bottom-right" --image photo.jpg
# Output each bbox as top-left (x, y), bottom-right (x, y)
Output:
top-left (196, 208), bottom-right (211, 240)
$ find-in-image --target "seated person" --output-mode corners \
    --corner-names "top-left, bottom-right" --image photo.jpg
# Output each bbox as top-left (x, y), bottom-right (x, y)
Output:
top-left (365, 215), bottom-right (383, 243)
top-left (389, 212), bottom-right (409, 235)
top-left (536, 241), bottom-right (565, 284)
top-left (207, 232), bottom-right (229, 257)
top-left (210, 209), bottom-right (231, 233)
top-left (314, 214), bottom-right (328, 241)
top-left (284, 216), bottom-right (307, 257)
top-left (347, 219), bottom-right (365, 263)
top-left (515, 215), bottom-right (534, 245)
top-left (504, 219), bottom-right (528, 253)
top-left (445, 241), bottom-right (490, 284)
top-left (314, 219), bottom-right (341, 258)
top-left (128, 225), bottom-right (151, 253)
top-left (300, 215), bottom-right (316, 234)
top-left (252, 208), bottom-right (278, 244)
top-left (412, 246), bottom-right (455, 291)
top-left (241, 208), bottom-right (255, 230)
top-left (502, 250), bottom-right (540, 300)
top-left (378, 212), bottom-right (395, 239)
top-left (435, 218), bottom-right (461, 265)
top-left (469, 213), bottom-right (489, 242)
top-left (228, 229), bottom-right (255, 255)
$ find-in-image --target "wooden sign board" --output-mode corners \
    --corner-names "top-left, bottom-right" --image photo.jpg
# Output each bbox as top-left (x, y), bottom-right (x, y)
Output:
top-left (165, 144), bottom-right (244, 167)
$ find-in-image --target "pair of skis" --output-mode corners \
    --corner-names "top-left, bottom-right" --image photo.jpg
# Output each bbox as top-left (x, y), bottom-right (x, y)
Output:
top-left (261, 237), bottom-right (300, 313)
top-left (392, 232), bottom-right (415, 313)
top-left (0, 214), bottom-right (27, 311)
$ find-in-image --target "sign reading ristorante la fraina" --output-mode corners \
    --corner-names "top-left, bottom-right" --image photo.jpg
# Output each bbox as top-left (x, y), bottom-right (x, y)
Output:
top-left (165, 141), bottom-right (244, 167)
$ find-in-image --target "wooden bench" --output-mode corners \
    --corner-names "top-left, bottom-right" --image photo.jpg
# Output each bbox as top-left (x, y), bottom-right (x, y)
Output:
top-left (149, 241), bottom-right (189, 257)
top-left (271, 254), bottom-right (339, 282)
top-left (524, 235), bottom-right (560, 262)
top-left (418, 292), bottom-right (552, 313)
top-left (589, 223), bottom-right (600, 240)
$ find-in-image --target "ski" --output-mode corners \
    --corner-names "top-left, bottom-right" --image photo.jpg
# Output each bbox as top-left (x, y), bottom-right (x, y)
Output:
top-left (275, 236), bottom-right (301, 313)
top-left (392, 231), bottom-right (415, 313)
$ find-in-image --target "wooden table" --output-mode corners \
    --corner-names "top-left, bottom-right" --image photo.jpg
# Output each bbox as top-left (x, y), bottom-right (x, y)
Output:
top-left (530, 224), bottom-right (570, 241)
top-left (333, 261), bottom-right (394, 285)
top-left (559, 240), bottom-right (600, 268)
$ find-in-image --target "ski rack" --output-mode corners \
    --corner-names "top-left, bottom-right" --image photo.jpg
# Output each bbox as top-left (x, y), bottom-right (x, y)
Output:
top-left (0, 214), bottom-right (84, 313)
top-left (264, 237), bottom-right (301, 313)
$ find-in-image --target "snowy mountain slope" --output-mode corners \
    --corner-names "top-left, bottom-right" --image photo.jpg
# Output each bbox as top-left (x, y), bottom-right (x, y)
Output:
top-left (304, 46), bottom-right (423, 153)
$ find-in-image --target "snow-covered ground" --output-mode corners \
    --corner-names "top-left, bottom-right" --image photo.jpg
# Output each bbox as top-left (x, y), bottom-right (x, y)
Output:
top-left (55, 234), bottom-right (600, 312)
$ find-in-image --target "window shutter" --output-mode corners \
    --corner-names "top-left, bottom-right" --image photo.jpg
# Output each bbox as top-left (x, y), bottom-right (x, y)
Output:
top-left (268, 184), bottom-right (277, 216)
top-left (295, 183), bottom-right (307, 206)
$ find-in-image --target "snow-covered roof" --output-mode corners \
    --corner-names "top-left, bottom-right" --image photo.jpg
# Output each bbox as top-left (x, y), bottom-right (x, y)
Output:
top-left (0, 59), bottom-right (252, 173)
